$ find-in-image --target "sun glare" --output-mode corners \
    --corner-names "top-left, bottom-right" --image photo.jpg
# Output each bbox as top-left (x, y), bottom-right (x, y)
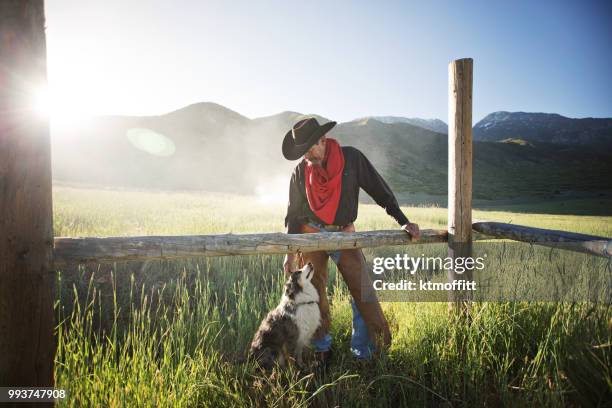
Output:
top-left (33, 87), bottom-right (52, 118)
top-left (33, 85), bottom-right (91, 127)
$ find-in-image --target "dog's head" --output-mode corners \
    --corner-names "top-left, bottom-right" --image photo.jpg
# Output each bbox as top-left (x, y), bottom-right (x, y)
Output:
top-left (284, 262), bottom-right (315, 299)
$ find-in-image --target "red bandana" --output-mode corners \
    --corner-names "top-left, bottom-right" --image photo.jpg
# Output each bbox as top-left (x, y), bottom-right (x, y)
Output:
top-left (304, 138), bottom-right (345, 224)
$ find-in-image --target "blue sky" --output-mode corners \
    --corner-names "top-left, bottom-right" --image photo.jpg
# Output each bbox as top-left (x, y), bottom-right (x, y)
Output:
top-left (45, 0), bottom-right (612, 123)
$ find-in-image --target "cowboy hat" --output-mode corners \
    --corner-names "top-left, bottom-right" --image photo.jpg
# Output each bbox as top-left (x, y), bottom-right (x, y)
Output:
top-left (282, 117), bottom-right (337, 160)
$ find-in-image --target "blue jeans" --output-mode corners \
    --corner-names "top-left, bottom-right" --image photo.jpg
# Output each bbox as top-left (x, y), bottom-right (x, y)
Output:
top-left (308, 223), bottom-right (376, 360)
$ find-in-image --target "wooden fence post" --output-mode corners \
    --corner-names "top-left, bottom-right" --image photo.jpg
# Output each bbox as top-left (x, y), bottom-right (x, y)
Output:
top-left (0, 0), bottom-right (55, 390)
top-left (448, 58), bottom-right (474, 313)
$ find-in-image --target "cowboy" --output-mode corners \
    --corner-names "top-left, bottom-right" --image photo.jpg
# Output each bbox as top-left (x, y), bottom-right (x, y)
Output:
top-left (282, 117), bottom-right (420, 365)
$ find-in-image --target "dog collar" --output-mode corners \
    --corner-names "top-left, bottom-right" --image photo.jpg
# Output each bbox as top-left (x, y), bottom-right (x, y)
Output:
top-left (294, 300), bottom-right (318, 307)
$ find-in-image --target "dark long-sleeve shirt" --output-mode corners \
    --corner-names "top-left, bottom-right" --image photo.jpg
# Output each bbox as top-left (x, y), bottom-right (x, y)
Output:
top-left (284, 146), bottom-right (409, 233)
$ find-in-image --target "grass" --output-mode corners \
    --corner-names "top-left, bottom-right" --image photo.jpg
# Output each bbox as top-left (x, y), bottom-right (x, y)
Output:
top-left (52, 186), bottom-right (612, 407)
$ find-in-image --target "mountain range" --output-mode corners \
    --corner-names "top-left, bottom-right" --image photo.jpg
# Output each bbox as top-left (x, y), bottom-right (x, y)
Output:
top-left (368, 111), bottom-right (612, 149)
top-left (51, 103), bottom-right (612, 203)
top-left (473, 111), bottom-right (612, 148)
top-left (361, 116), bottom-right (448, 134)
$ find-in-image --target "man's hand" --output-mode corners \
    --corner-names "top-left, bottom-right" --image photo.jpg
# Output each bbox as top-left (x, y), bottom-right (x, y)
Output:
top-left (283, 253), bottom-right (297, 276)
top-left (401, 223), bottom-right (420, 242)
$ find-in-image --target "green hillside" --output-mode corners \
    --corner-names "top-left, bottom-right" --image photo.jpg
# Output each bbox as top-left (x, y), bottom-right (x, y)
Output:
top-left (335, 120), bottom-right (612, 201)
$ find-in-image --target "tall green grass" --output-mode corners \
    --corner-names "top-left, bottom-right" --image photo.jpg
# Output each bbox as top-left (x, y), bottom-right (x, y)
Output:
top-left (55, 261), bottom-right (611, 406)
top-left (52, 186), bottom-right (612, 406)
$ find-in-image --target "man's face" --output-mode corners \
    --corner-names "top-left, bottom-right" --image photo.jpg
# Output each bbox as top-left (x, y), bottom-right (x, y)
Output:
top-left (304, 136), bottom-right (326, 165)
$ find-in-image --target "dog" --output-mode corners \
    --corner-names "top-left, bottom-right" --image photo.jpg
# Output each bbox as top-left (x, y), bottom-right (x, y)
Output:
top-left (249, 262), bottom-right (321, 369)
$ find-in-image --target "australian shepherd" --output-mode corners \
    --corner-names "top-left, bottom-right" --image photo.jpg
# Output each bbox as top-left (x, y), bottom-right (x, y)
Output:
top-left (249, 262), bottom-right (321, 369)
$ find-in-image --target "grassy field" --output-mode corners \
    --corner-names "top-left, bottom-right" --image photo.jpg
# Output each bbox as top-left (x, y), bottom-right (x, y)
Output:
top-left (52, 186), bottom-right (612, 407)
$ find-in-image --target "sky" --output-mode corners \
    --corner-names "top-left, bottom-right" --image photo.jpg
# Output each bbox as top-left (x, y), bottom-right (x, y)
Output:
top-left (44, 0), bottom-right (612, 124)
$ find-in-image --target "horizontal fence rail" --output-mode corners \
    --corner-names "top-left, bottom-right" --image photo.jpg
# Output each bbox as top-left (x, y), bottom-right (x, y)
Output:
top-left (53, 229), bottom-right (449, 266)
top-left (473, 221), bottom-right (612, 258)
top-left (52, 222), bottom-right (612, 266)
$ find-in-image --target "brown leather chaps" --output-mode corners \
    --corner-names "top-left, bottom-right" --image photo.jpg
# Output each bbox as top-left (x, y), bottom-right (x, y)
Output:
top-left (297, 223), bottom-right (392, 351)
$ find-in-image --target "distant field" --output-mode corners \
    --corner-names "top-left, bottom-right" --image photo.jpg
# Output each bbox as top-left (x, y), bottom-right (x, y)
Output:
top-left (476, 195), bottom-right (612, 216)
top-left (52, 186), bottom-right (611, 407)
top-left (53, 186), bottom-right (612, 237)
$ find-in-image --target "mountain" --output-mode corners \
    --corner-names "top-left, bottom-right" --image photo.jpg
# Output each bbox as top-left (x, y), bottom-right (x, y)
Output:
top-left (473, 111), bottom-right (612, 148)
top-left (51, 104), bottom-right (612, 202)
top-left (53, 102), bottom-right (253, 192)
top-left (332, 120), bottom-right (611, 201)
top-left (51, 104), bottom-right (332, 194)
top-left (362, 116), bottom-right (448, 134)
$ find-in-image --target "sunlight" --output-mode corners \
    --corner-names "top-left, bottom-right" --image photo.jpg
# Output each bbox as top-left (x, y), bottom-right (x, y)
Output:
top-left (33, 85), bottom-right (92, 127)
top-left (33, 86), bottom-right (51, 118)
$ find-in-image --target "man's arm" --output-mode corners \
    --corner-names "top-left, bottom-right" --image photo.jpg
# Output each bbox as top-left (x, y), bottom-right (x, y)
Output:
top-left (284, 167), bottom-right (304, 234)
top-left (284, 168), bottom-right (304, 274)
top-left (355, 149), bottom-right (420, 241)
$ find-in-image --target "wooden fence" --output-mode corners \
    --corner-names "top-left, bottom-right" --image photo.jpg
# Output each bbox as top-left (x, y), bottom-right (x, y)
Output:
top-left (52, 224), bottom-right (611, 266)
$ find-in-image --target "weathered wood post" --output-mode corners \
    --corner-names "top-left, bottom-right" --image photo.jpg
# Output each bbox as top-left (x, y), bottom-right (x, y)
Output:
top-left (0, 0), bottom-right (56, 391)
top-left (448, 58), bottom-right (473, 313)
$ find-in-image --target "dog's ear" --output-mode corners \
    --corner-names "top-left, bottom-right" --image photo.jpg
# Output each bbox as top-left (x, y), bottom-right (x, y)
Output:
top-left (284, 281), bottom-right (296, 299)
top-left (285, 273), bottom-right (301, 299)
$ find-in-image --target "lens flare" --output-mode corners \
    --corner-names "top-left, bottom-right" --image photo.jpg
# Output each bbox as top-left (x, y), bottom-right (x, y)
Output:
top-left (126, 128), bottom-right (176, 156)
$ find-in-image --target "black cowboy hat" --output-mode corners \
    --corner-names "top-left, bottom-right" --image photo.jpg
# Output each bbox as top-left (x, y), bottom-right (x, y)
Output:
top-left (282, 117), bottom-right (337, 160)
